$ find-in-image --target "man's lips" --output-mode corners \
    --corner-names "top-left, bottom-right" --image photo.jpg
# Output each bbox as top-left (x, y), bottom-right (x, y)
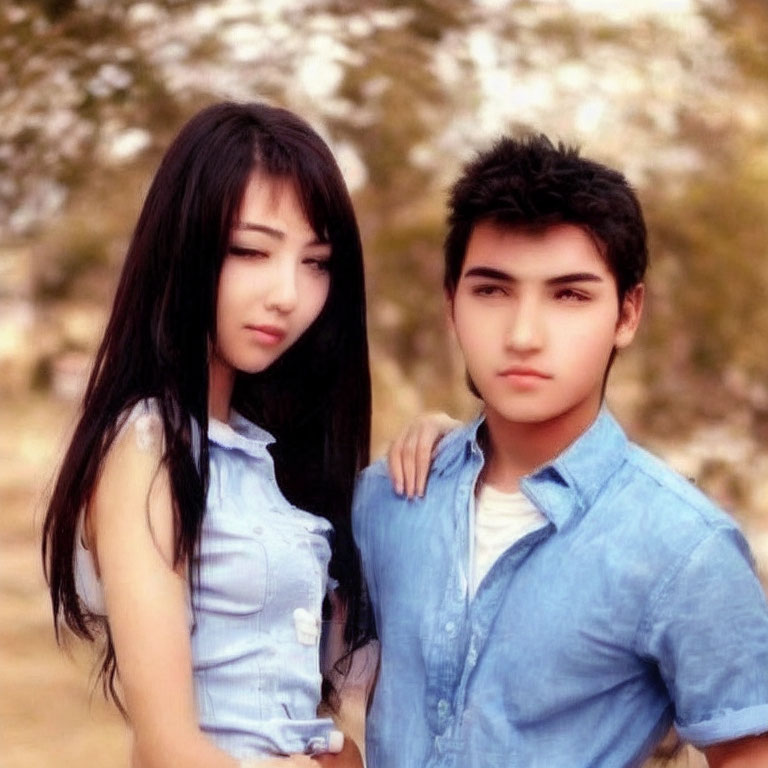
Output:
top-left (498, 366), bottom-right (552, 379)
top-left (245, 324), bottom-right (286, 345)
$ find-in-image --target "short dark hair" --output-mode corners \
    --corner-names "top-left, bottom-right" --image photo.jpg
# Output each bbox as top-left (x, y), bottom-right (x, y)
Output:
top-left (444, 134), bottom-right (648, 299)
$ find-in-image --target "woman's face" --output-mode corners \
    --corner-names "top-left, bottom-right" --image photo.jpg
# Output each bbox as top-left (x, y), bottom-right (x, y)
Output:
top-left (212, 172), bottom-right (331, 376)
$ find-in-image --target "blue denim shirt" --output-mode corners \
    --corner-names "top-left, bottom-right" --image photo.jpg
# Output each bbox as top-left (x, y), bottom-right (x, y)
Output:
top-left (74, 402), bottom-right (339, 758)
top-left (353, 408), bottom-right (768, 768)
top-left (193, 412), bottom-right (339, 758)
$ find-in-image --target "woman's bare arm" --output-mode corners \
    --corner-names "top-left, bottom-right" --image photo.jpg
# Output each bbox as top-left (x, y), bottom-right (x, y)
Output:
top-left (89, 415), bottom-right (314, 768)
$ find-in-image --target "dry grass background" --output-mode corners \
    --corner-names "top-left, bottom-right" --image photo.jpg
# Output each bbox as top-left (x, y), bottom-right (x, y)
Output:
top-left (1, 395), bottom-right (130, 767)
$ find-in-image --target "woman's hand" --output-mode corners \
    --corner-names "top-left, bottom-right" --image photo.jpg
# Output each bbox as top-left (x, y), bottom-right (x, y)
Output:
top-left (244, 737), bottom-right (362, 768)
top-left (246, 757), bottom-right (316, 767)
top-left (311, 736), bottom-right (364, 768)
top-left (387, 411), bottom-right (461, 499)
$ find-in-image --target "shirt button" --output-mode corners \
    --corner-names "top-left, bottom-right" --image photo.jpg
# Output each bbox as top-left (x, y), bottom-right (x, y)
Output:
top-left (444, 620), bottom-right (456, 637)
top-left (437, 698), bottom-right (450, 717)
top-left (467, 647), bottom-right (478, 666)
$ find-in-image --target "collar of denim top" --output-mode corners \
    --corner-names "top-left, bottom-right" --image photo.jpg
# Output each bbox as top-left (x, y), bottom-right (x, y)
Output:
top-left (208, 409), bottom-right (276, 457)
top-left (431, 406), bottom-right (628, 529)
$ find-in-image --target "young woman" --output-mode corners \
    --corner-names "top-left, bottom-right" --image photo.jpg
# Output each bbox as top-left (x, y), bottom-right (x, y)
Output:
top-left (42, 102), bottom-right (371, 768)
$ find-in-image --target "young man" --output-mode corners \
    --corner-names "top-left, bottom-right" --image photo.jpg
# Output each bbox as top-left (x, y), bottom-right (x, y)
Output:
top-left (352, 135), bottom-right (768, 767)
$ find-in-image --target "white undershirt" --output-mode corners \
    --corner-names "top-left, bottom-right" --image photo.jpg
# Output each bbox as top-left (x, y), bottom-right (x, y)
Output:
top-left (471, 484), bottom-right (548, 596)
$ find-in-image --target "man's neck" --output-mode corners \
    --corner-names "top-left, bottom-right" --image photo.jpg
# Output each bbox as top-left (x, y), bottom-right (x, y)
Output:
top-left (480, 400), bottom-right (602, 493)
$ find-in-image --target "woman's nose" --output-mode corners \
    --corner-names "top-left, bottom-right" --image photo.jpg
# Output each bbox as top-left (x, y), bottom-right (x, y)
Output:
top-left (265, 261), bottom-right (299, 313)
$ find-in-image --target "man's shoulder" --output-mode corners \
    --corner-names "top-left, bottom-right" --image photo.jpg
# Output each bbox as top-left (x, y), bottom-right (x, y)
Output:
top-left (620, 438), bottom-right (736, 531)
top-left (359, 418), bottom-right (478, 486)
top-left (354, 419), bottom-right (477, 523)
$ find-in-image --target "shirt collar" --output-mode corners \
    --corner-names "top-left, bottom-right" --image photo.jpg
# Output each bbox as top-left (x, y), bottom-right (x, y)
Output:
top-left (434, 407), bottom-right (628, 529)
top-left (431, 414), bottom-right (485, 477)
top-left (524, 407), bottom-right (628, 528)
top-left (208, 410), bottom-right (275, 457)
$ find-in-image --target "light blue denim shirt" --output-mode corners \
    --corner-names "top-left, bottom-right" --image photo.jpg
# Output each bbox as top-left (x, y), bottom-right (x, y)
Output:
top-left (353, 408), bottom-right (768, 768)
top-left (74, 403), bottom-right (339, 758)
top-left (192, 412), bottom-right (338, 759)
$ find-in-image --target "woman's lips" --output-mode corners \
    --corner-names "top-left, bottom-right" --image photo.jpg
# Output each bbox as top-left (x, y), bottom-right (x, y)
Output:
top-left (245, 324), bottom-right (286, 345)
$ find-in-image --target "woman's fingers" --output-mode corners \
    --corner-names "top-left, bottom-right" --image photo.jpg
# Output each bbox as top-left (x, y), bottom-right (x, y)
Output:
top-left (245, 755), bottom-right (316, 767)
top-left (311, 735), bottom-right (363, 767)
top-left (413, 425), bottom-right (440, 498)
top-left (386, 431), bottom-right (407, 496)
top-left (387, 413), bottom-right (460, 499)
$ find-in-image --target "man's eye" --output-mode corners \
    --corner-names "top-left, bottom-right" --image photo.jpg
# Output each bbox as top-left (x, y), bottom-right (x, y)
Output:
top-left (473, 284), bottom-right (505, 296)
top-left (555, 288), bottom-right (589, 301)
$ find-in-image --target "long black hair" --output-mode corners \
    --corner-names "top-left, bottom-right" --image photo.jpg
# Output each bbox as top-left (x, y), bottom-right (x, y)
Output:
top-left (42, 101), bottom-right (371, 708)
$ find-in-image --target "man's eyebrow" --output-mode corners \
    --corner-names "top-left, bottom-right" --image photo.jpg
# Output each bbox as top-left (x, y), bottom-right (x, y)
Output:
top-left (233, 222), bottom-right (330, 248)
top-left (462, 268), bottom-right (604, 284)
top-left (463, 266), bottom-right (514, 281)
top-left (546, 272), bottom-right (604, 285)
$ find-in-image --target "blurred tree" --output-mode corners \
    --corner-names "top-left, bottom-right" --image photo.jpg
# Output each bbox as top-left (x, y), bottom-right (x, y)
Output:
top-left (639, 0), bottom-right (768, 443)
top-left (329, 1), bottom-right (472, 416)
top-left (2, 0), bottom-right (767, 459)
top-left (0, 1), bottom-right (190, 238)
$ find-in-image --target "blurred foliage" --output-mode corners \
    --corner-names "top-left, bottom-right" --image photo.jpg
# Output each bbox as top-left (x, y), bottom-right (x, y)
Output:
top-left (705, 0), bottom-right (768, 81)
top-left (0, 0), bottom-right (184, 235)
top-left (1, 0), bottom-right (767, 462)
top-left (638, 0), bottom-right (768, 444)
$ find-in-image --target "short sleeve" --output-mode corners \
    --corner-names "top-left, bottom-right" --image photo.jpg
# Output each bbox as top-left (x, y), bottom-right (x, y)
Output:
top-left (638, 526), bottom-right (768, 747)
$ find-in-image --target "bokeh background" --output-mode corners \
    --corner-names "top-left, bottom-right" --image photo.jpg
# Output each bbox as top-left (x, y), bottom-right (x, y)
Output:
top-left (1, 0), bottom-right (767, 766)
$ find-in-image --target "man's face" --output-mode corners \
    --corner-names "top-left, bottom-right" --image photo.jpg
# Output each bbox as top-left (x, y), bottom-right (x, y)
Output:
top-left (449, 222), bottom-right (643, 431)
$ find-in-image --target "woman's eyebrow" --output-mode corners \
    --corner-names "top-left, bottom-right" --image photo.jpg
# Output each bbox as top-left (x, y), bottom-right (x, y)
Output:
top-left (233, 223), bottom-right (329, 249)
top-left (234, 222), bottom-right (284, 239)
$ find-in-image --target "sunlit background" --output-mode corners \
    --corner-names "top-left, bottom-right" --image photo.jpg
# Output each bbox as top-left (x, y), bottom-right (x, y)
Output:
top-left (1, 1), bottom-right (767, 766)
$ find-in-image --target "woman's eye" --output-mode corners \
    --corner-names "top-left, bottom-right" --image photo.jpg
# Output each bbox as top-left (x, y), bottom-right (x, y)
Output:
top-left (228, 245), bottom-right (267, 258)
top-left (304, 256), bottom-right (332, 272)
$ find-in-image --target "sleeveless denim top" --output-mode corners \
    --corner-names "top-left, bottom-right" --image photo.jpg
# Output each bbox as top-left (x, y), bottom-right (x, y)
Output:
top-left (75, 401), bottom-right (340, 759)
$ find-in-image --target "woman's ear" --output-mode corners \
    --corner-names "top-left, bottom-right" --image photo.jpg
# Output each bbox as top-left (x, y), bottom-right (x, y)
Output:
top-left (615, 283), bottom-right (645, 349)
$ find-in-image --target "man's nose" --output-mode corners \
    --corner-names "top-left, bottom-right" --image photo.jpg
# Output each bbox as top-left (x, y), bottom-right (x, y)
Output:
top-left (505, 295), bottom-right (545, 352)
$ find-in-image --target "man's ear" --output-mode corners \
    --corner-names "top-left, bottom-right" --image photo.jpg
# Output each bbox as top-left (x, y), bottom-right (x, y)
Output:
top-left (445, 289), bottom-right (456, 334)
top-left (615, 283), bottom-right (645, 349)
